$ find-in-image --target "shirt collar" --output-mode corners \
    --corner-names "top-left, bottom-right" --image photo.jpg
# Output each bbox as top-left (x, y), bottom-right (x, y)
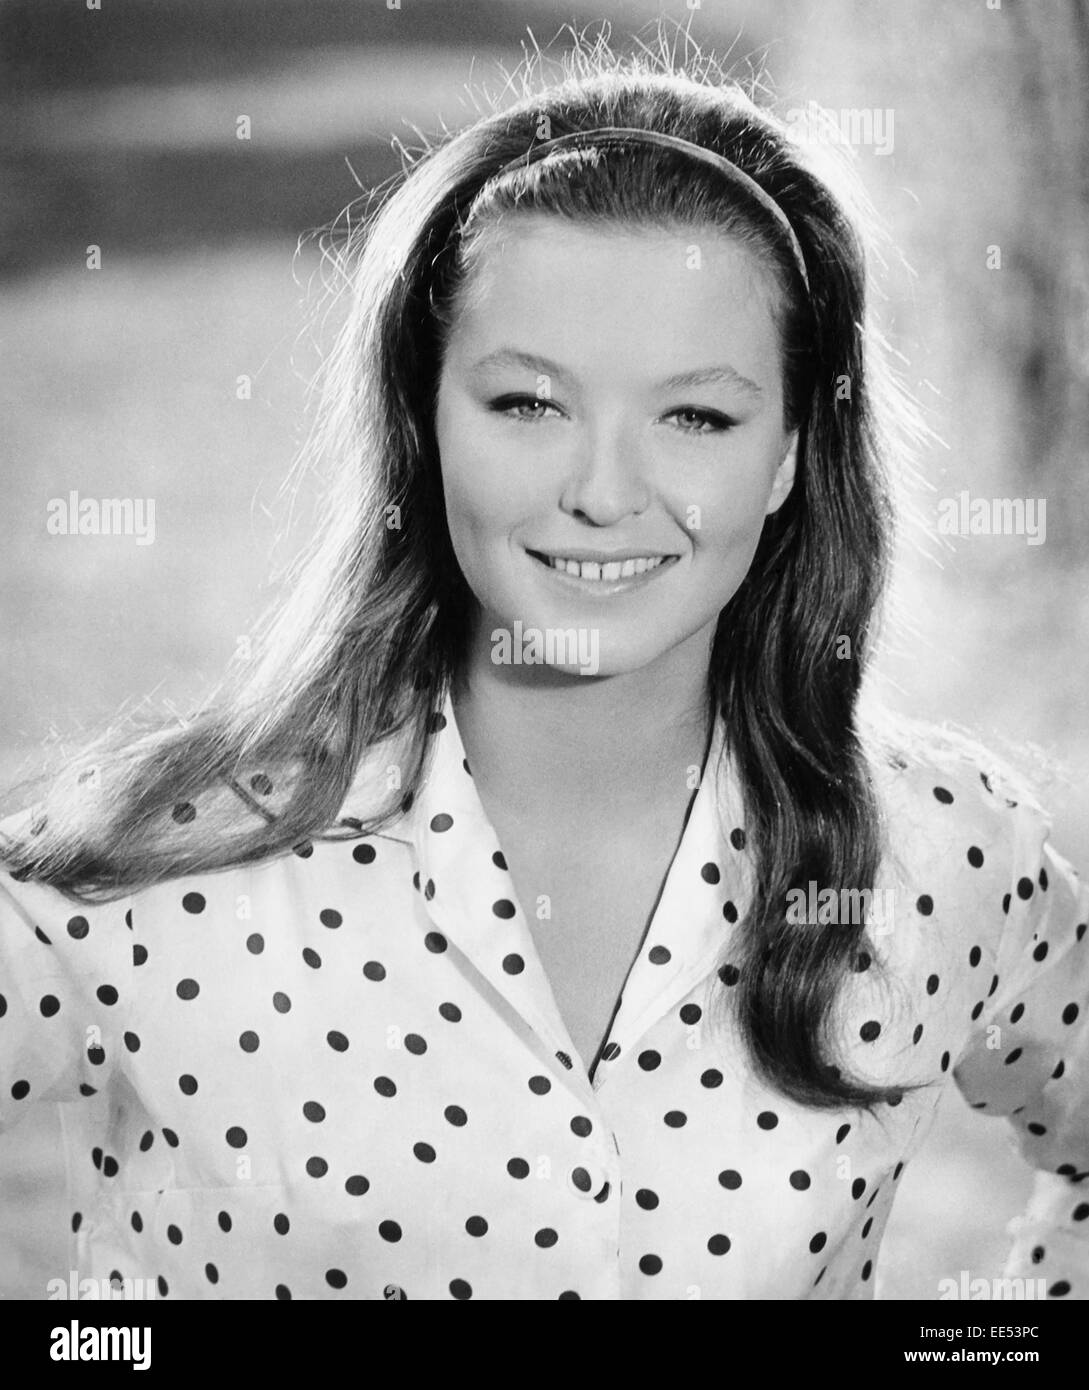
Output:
top-left (343, 688), bottom-right (751, 1079)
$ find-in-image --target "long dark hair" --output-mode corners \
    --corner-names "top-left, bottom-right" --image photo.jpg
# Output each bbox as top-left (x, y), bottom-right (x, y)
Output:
top-left (2, 36), bottom-right (942, 1109)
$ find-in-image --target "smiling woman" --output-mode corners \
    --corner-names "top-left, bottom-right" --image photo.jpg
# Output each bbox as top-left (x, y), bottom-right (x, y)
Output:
top-left (1, 35), bottom-right (1088, 1304)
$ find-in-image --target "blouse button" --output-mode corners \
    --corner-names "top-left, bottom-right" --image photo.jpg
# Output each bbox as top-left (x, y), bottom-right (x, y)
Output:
top-left (568, 1164), bottom-right (610, 1200)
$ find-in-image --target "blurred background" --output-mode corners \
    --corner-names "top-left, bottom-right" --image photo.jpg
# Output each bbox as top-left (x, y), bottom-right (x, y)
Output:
top-left (1, 0), bottom-right (1087, 1300)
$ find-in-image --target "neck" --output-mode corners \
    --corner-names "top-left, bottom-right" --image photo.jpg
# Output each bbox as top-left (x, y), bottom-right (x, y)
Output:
top-left (451, 612), bottom-right (716, 824)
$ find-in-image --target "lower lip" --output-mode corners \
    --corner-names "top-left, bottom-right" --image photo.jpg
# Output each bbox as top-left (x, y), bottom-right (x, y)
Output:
top-left (526, 550), bottom-right (680, 596)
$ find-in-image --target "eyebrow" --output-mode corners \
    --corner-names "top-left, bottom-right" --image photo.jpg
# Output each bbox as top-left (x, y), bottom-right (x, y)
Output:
top-left (467, 348), bottom-right (765, 401)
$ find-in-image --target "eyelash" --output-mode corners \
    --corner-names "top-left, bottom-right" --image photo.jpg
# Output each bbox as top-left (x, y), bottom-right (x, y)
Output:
top-left (487, 395), bottom-right (737, 435)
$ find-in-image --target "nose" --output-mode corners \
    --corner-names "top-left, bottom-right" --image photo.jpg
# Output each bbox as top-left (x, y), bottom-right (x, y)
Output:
top-left (559, 420), bottom-right (651, 525)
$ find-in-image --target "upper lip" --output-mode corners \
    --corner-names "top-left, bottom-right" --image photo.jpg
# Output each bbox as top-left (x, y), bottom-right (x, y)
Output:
top-left (527, 547), bottom-right (677, 562)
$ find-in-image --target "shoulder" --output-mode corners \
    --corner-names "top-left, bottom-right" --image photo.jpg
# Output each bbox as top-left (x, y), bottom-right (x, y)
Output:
top-left (861, 712), bottom-right (1059, 953)
top-left (867, 711), bottom-right (1050, 851)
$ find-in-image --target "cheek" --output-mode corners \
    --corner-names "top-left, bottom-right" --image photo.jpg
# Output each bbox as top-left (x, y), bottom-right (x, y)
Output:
top-left (436, 398), bottom-right (536, 587)
top-left (680, 451), bottom-right (781, 560)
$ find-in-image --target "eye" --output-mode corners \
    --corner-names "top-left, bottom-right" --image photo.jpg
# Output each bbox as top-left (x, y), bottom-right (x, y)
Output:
top-left (488, 394), bottom-right (563, 423)
top-left (665, 407), bottom-right (737, 435)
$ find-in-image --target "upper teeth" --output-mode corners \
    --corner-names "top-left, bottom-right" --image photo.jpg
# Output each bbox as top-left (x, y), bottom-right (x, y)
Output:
top-left (544, 555), bottom-right (667, 580)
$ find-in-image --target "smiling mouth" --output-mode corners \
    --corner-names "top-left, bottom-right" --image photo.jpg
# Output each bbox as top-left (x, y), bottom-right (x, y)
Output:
top-left (526, 550), bottom-right (679, 582)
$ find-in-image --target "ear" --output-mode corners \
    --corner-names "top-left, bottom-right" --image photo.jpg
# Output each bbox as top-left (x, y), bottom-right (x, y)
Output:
top-left (765, 431), bottom-right (798, 516)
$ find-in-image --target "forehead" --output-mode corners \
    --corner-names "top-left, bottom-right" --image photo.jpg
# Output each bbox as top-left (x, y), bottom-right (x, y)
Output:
top-left (444, 216), bottom-right (786, 389)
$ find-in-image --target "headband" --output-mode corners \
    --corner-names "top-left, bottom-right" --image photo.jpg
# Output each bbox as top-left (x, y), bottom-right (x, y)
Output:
top-left (488, 126), bottom-right (810, 294)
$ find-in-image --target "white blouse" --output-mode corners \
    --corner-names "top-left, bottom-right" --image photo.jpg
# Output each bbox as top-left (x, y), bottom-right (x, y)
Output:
top-left (1, 692), bottom-right (1087, 1300)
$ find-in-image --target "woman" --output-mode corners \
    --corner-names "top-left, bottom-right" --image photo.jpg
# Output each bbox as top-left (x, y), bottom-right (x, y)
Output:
top-left (1, 43), bottom-right (1087, 1301)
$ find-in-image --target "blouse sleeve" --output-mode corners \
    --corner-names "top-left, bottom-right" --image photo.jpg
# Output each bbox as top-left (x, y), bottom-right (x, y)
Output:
top-left (0, 823), bottom-right (134, 1134)
top-left (951, 799), bottom-right (1089, 1298)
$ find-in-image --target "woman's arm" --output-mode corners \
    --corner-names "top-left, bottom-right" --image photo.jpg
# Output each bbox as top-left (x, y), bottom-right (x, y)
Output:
top-left (0, 812), bottom-right (134, 1135)
top-left (951, 801), bottom-right (1089, 1297)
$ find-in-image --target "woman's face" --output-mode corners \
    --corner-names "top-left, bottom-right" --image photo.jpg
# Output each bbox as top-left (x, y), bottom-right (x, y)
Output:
top-left (434, 216), bottom-right (797, 679)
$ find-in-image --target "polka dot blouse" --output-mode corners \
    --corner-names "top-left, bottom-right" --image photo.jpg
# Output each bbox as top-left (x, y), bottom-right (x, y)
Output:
top-left (1, 693), bottom-right (1087, 1300)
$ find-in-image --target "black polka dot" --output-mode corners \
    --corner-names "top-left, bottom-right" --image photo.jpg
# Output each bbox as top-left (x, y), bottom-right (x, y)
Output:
top-left (176, 978), bottom-right (199, 1000)
top-left (306, 1157), bottom-right (328, 1178)
top-left (967, 846), bottom-right (984, 868)
top-left (67, 916), bottom-right (89, 940)
top-left (178, 1074), bottom-right (198, 1095)
top-left (352, 843), bottom-right (376, 865)
top-left (493, 900), bottom-right (516, 920)
top-left (181, 892), bottom-right (205, 914)
top-left (636, 1187), bottom-right (659, 1208)
top-left (225, 1127), bottom-right (247, 1148)
top-left (362, 960), bottom-right (386, 981)
top-left (373, 1076), bottom-right (396, 1098)
top-left (534, 1228), bottom-right (558, 1248)
top-left (379, 1220), bottom-right (402, 1242)
top-left (272, 992), bottom-right (291, 1013)
top-left (916, 895), bottom-right (933, 916)
top-left (465, 1215), bottom-right (488, 1236)
top-left (809, 1231), bottom-right (827, 1253)
top-left (700, 862), bottom-right (721, 884)
top-left (638, 1254), bottom-right (662, 1275)
top-left (718, 1170), bottom-right (743, 1190)
top-left (860, 1020), bottom-right (881, 1042)
top-left (320, 908), bottom-right (342, 929)
top-left (638, 1050), bottom-right (661, 1071)
top-left (648, 945), bottom-right (671, 965)
top-left (424, 931), bottom-right (447, 953)
top-left (757, 1111), bottom-right (779, 1130)
top-left (708, 1233), bottom-right (731, 1255)
top-left (790, 1170), bottom-right (811, 1190)
top-left (502, 953), bottom-right (524, 974)
top-left (933, 786), bottom-right (953, 804)
top-left (345, 1175), bottom-right (369, 1196)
